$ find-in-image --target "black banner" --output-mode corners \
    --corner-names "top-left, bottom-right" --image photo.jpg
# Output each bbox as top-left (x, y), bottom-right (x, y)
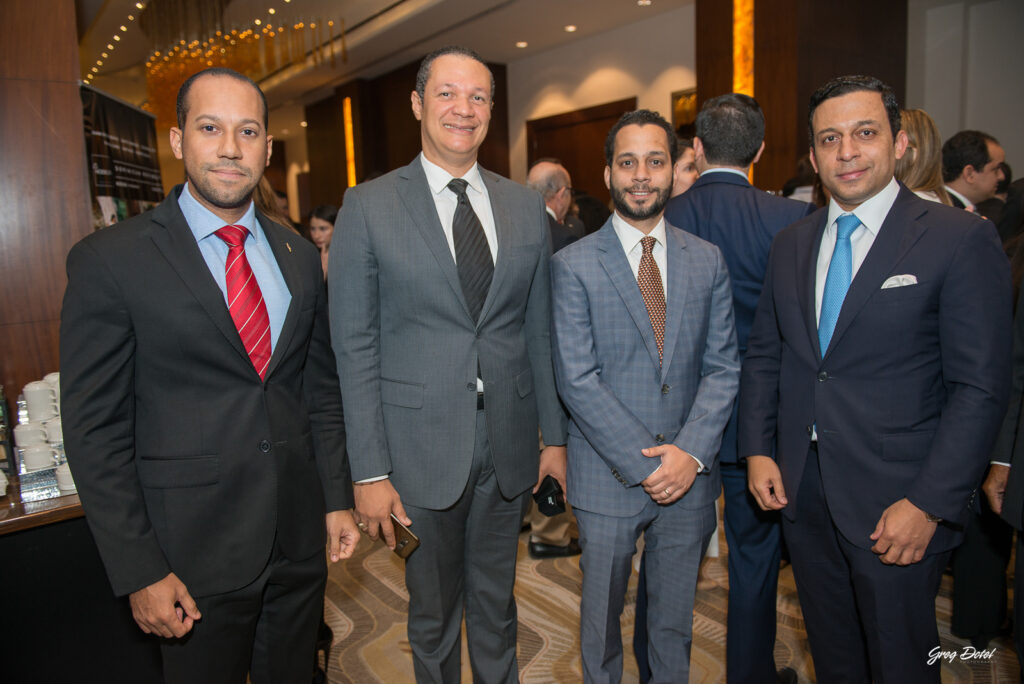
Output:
top-left (81, 85), bottom-right (164, 230)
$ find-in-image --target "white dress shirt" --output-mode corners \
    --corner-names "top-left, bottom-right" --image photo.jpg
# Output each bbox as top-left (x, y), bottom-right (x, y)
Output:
top-left (814, 177), bottom-right (900, 324)
top-left (420, 153), bottom-right (498, 263)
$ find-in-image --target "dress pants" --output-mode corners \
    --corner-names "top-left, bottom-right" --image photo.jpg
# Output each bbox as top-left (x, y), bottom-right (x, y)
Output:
top-left (161, 539), bottom-right (326, 684)
top-left (576, 495), bottom-right (714, 684)
top-left (783, 446), bottom-right (948, 683)
top-left (633, 463), bottom-right (780, 684)
top-left (402, 409), bottom-right (529, 684)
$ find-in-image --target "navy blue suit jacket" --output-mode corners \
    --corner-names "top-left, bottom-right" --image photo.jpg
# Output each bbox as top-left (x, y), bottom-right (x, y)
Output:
top-left (665, 171), bottom-right (812, 463)
top-left (739, 185), bottom-right (1012, 553)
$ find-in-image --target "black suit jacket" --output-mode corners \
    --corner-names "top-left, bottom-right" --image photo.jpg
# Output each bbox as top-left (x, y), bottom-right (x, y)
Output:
top-left (60, 186), bottom-right (352, 597)
top-left (995, 293), bottom-right (1024, 530)
top-left (547, 213), bottom-right (577, 253)
top-left (739, 185), bottom-right (1011, 553)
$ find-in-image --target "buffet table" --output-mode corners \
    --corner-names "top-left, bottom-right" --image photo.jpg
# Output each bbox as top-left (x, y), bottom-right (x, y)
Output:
top-left (0, 475), bottom-right (163, 682)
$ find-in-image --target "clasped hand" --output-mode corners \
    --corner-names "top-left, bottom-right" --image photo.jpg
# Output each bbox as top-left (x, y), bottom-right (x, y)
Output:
top-left (640, 444), bottom-right (698, 505)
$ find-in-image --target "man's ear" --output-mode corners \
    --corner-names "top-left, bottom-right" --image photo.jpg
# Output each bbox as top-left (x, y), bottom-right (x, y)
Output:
top-left (169, 127), bottom-right (184, 160)
top-left (411, 91), bottom-right (423, 121)
top-left (604, 166), bottom-right (611, 190)
top-left (809, 147), bottom-right (819, 175)
top-left (751, 140), bottom-right (765, 165)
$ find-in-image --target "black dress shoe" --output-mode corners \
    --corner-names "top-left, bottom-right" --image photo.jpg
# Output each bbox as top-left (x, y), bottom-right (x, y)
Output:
top-left (776, 666), bottom-right (798, 684)
top-left (528, 538), bottom-right (582, 559)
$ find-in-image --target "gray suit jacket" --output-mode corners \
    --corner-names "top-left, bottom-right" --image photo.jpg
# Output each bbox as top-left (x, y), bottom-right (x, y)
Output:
top-left (330, 157), bottom-right (567, 509)
top-left (551, 219), bottom-right (740, 517)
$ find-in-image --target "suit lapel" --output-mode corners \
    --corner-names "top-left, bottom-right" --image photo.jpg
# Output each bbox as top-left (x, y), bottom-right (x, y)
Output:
top-left (823, 190), bottom-right (929, 360)
top-left (798, 210), bottom-right (828, 360)
top-left (149, 191), bottom-right (252, 367)
top-left (596, 224), bottom-right (662, 370)
top-left (478, 169), bottom-right (511, 326)
top-left (660, 227), bottom-right (688, 381)
top-left (397, 161), bottom-right (473, 320)
top-left (260, 214), bottom-right (302, 380)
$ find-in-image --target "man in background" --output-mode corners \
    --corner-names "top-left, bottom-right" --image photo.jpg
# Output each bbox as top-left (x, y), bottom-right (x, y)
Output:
top-left (528, 158), bottom-right (580, 253)
top-left (942, 129), bottom-right (1006, 213)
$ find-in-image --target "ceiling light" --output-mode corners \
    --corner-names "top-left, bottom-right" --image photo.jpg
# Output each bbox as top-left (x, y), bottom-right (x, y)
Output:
top-left (120, 25), bottom-right (127, 31)
top-left (255, 19), bottom-right (262, 25)
top-left (300, 121), bottom-right (308, 128)
top-left (113, 35), bottom-right (121, 41)
top-left (515, 41), bottom-right (528, 48)
top-left (136, 2), bottom-right (144, 8)
top-left (107, 43), bottom-right (114, 49)
top-left (564, 25), bottom-right (577, 32)
top-left (637, 0), bottom-right (652, 5)
top-left (91, 67), bottom-right (98, 72)
top-left (282, 128), bottom-right (290, 135)
top-left (268, 8), bottom-right (276, 14)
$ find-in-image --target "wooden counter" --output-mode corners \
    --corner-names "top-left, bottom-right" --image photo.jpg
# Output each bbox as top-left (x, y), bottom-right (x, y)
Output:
top-left (0, 473), bottom-right (83, 535)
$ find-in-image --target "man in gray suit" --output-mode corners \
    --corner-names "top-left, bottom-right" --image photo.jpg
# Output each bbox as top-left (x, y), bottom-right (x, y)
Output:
top-left (330, 46), bottom-right (567, 683)
top-left (551, 109), bottom-right (739, 683)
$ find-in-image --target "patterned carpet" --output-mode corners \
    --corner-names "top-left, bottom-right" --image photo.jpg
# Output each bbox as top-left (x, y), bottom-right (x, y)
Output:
top-left (323, 515), bottom-right (1021, 683)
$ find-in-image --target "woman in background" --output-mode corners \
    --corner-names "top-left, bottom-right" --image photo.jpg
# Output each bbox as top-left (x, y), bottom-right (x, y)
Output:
top-left (894, 108), bottom-right (952, 205)
top-left (308, 204), bottom-right (338, 280)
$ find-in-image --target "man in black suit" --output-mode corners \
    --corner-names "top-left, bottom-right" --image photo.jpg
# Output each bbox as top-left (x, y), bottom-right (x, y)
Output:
top-left (527, 158), bottom-right (579, 252)
top-left (740, 75), bottom-right (1010, 682)
top-left (984, 292), bottom-right (1024, 671)
top-left (942, 129), bottom-right (1006, 212)
top-left (61, 68), bottom-right (358, 683)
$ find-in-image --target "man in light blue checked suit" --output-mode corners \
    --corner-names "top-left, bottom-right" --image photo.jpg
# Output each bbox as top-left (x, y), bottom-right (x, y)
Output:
top-left (551, 109), bottom-right (739, 683)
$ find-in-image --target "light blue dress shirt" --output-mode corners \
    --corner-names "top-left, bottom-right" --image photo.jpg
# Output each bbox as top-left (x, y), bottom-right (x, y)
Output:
top-left (178, 183), bottom-right (291, 350)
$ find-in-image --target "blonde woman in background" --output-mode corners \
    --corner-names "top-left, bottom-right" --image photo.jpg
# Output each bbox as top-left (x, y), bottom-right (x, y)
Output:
top-left (895, 108), bottom-right (952, 205)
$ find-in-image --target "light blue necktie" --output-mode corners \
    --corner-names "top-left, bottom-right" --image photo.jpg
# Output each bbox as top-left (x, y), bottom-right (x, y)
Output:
top-left (818, 213), bottom-right (860, 356)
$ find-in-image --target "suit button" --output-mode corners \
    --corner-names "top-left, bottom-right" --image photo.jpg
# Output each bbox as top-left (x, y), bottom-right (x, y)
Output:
top-left (466, 382), bottom-right (475, 390)
top-left (817, 371), bottom-right (828, 382)
top-left (661, 384), bottom-right (670, 395)
top-left (258, 440), bottom-right (271, 453)
top-left (656, 434), bottom-right (665, 443)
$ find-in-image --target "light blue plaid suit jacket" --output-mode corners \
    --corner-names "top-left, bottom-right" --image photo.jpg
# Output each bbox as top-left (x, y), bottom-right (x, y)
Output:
top-left (551, 218), bottom-right (739, 517)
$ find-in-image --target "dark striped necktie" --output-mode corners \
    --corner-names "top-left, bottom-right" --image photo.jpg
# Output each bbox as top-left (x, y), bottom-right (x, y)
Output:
top-left (447, 178), bottom-right (493, 322)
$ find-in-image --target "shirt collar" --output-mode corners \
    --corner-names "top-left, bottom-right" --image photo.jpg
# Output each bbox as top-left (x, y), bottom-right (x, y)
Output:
top-left (545, 206), bottom-right (558, 221)
top-left (420, 153), bottom-right (485, 198)
top-left (178, 182), bottom-right (259, 243)
top-left (944, 185), bottom-right (974, 210)
top-left (824, 176), bottom-right (900, 237)
top-left (611, 211), bottom-right (667, 255)
top-left (701, 167), bottom-right (749, 181)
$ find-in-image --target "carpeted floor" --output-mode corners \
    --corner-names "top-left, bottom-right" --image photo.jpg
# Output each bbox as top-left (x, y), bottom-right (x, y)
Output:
top-left (323, 515), bottom-right (1020, 682)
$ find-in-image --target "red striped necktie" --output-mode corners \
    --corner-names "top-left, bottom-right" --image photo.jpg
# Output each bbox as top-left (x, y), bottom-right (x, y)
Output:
top-left (214, 224), bottom-right (272, 380)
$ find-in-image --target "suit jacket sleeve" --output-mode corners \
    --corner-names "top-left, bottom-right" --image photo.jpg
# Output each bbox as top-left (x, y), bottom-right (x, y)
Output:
top-left (992, 293), bottom-right (1024, 466)
top-left (737, 240), bottom-right (783, 460)
top-left (526, 198), bottom-right (568, 446)
top-left (303, 269), bottom-right (354, 511)
top-left (329, 186), bottom-right (392, 480)
top-left (60, 239), bottom-right (170, 596)
top-left (672, 247), bottom-right (741, 465)
top-left (904, 222), bottom-right (1011, 521)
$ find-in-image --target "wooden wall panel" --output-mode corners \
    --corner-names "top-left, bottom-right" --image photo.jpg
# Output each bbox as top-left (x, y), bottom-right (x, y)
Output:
top-left (695, 0), bottom-right (734, 110)
top-left (754, 0), bottom-right (801, 192)
top-left (0, 0), bottom-right (91, 400)
top-left (305, 93), bottom-right (347, 209)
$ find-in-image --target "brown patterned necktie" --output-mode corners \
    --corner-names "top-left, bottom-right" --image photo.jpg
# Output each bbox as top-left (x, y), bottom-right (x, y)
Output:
top-left (637, 235), bottom-right (666, 364)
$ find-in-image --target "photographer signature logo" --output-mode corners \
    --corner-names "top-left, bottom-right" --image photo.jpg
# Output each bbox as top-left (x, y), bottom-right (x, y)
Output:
top-left (927, 645), bottom-right (997, 666)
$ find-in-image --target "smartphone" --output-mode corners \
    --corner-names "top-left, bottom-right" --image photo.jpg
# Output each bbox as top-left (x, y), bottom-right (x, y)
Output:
top-left (390, 513), bottom-right (420, 559)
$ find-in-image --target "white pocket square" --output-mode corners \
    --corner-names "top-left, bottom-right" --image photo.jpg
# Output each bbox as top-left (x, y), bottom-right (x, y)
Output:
top-left (881, 274), bottom-right (918, 289)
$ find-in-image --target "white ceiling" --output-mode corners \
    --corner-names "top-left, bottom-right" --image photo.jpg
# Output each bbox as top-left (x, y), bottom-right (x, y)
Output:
top-left (79, 0), bottom-right (692, 139)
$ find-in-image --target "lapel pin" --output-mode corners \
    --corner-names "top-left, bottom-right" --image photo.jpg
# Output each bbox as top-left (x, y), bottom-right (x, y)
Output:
top-left (286, 242), bottom-right (292, 253)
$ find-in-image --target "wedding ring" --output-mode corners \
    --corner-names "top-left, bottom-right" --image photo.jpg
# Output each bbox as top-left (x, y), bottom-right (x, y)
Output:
top-left (357, 521), bottom-right (367, 530)
top-left (664, 488), bottom-right (671, 495)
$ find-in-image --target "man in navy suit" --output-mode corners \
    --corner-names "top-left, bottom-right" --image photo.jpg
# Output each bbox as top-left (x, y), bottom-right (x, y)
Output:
top-left (740, 75), bottom-right (1011, 682)
top-left (637, 93), bottom-right (811, 684)
top-left (551, 109), bottom-right (738, 683)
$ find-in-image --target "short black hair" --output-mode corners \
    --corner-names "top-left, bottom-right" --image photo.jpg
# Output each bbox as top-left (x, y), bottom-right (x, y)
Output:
top-left (695, 93), bottom-right (764, 167)
top-left (604, 109), bottom-right (680, 168)
top-left (310, 204), bottom-right (339, 225)
top-left (414, 46), bottom-right (495, 104)
top-left (176, 67), bottom-right (268, 130)
top-left (807, 75), bottom-right (900, 146)
top-left (941, 130), bottom-right (999, 182)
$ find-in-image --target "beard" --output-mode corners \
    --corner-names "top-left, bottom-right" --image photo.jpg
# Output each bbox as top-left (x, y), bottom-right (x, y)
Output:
top-left (186, 162), bottom-right (259, 211)
top-left (609, 182), bottom-right (671, 222)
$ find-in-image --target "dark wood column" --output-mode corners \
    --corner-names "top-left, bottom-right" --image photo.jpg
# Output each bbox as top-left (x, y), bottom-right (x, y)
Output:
top-left (696, 0), bottom-right (908, 192)
top-left (0, 1), bottom-right (92, 398)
